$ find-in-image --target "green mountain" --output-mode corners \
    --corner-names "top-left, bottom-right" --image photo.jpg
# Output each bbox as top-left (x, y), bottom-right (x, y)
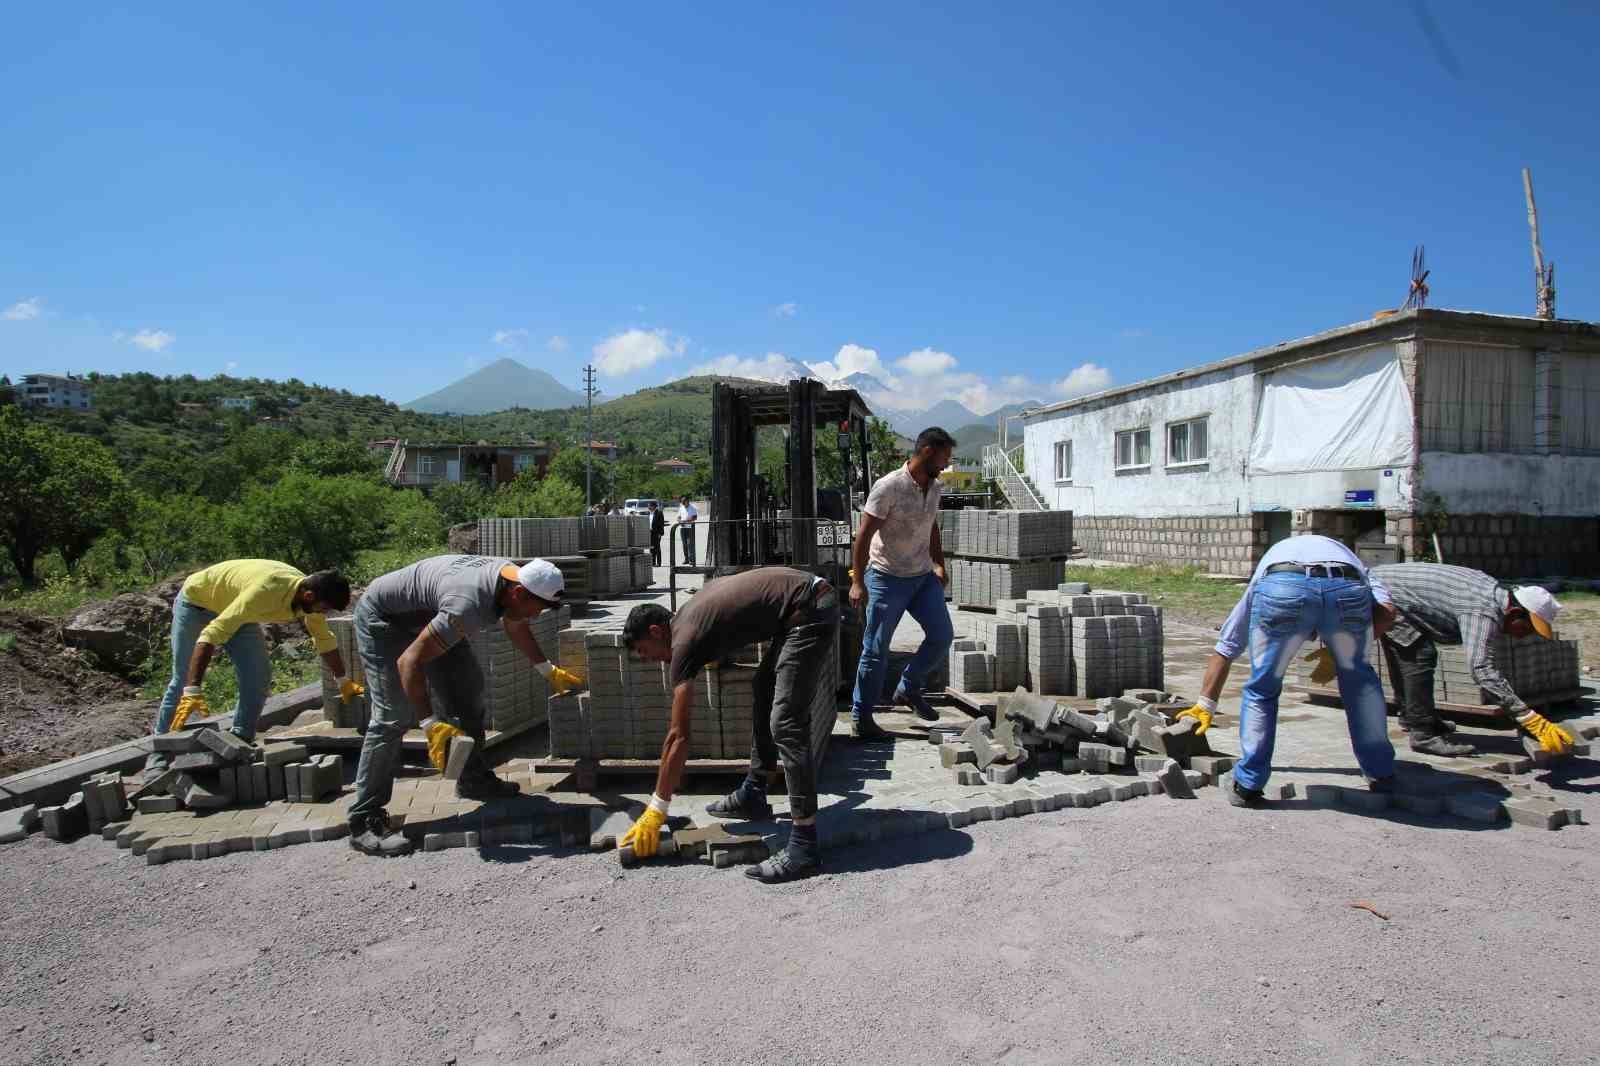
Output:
top-left (404, 358), bottom-right (585, 414)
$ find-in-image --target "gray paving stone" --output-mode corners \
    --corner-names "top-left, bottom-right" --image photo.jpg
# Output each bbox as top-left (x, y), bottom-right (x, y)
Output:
top-left (0, 804), bottom-right (40, 844)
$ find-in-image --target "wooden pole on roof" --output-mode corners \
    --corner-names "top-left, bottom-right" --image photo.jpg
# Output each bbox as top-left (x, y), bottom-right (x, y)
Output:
top-left (1522, 168), bottom-right (1556, 319)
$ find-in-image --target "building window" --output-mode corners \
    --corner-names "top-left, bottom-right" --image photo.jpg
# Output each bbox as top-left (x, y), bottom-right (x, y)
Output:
top-left (513, 452), bottom-right (535, 472)
top-left (1053, 440), bottom-right (1073, 483)
top-left (1167, 416), bottom-right (1209, 466)
top-left (418, 455), bottom-right (437, 475)
top-left (1114, 427), bottom-right (1151, 471)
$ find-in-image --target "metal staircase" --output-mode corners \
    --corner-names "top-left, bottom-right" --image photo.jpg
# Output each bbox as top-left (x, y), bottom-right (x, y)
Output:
top-left (981, 443), bottom-right (1047, 511)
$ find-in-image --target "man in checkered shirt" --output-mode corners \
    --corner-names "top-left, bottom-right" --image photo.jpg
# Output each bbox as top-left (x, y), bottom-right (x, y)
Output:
top-left (1369, 563), bottom-right (1574, 758)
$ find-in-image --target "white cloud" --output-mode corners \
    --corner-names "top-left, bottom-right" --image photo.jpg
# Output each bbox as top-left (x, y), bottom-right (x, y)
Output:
top-left (3, 297), bottom-right (42, 321)
top-left (688, 353), bottom-right (802, 383)
top-left (773, 301), bottom-right (798, 319)
top-left (492, 328), bottom-right (530, 347)
top-left (592, 328), bottom-right (685, 376)
top-left (805, 343), bottom-right (891, 384)
top-left (128, 329), bottom-right (175, 353)
top-left (1052, 363), bottom-right (1113, 398)
top-left (225, 360), bottom-right (239, 371)
top-left (895, 348), bottom-right (958, 376)
top-left (546, 334), bottom-right (569, 354)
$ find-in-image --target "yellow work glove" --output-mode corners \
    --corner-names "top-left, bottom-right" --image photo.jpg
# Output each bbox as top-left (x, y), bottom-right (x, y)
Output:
top-left (422, 717), bottom-right (465, 772)
top-left (547, 666), bottom-right (584, 695)
top-left (619, 803), bottom-right (667, 859)
top-left (1302, 647), bottom-right (1336, 686)
top-left (1518, 711), bottom-right (1575, 756)
top-left (170, 687), bottom-right (209, 731)
top-left (1175, 697), bottom-right (1215, 736)
top-left (338, 678), bottom-right (366, 703)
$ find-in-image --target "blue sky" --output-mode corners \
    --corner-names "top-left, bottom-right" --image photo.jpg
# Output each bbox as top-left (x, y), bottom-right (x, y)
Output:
top-left (2, 2), bottom-right (1597, 416)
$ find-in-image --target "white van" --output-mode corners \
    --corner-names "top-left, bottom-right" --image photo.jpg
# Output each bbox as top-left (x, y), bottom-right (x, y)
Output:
top-left (623, 498), bottom-right (660, 516)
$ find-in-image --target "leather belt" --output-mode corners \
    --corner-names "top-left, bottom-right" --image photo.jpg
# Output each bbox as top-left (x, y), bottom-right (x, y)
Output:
top-left (1265, 562), bottom-right (1361, 580)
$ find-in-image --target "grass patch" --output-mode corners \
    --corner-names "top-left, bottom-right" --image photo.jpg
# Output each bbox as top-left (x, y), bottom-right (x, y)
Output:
top-left (1061, 564), bottom-right (1245, 622)
top-left (0, 632), bottom-right (16, 654)
top-left (138, 640), bottom-right (325, 705)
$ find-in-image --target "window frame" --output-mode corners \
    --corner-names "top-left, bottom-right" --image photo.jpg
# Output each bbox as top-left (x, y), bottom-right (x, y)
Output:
top-left (1052, 440), bottom-right (1073, 484)
top-left (418, 454), bottom-right (437, 475)
top-left (1113, 426), bottom-right (1152, 472)
top-left (1165, 415), bottom-right (1210, 468)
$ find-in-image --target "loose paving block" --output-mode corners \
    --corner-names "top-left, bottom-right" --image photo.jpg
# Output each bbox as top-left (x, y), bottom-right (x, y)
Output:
top-left (940, 743), bottom-right (976, 768)
top-left (985, 762), bottom-right (1020, 785)
top-left (1261, 781), bottom-right (1296, 802)
top-left (619, 830), bottom-right (676, 868)
top-left (1391, 792), bottom-right (1445, 817)
top-left (197, 728), bottom-right (257, 763)
top-left (283, 764), bottom-right (303, 803)
top-left (1189, 755), bottom-right (1235, 781)
top-left (170, 751), bottom-right (228, 772)
top-left (263, 743), bottom-right (308, 767)
top-left (589, 807), bottom-right (639, 851)
top-left (150, 730), bottom-right (210, 754)
top-left (41, 794), bottom-right (88, 842)
top-left (137, 795), bottom-right (181, 814)
top-left (443, 736), bottom-right (477, 782)
top-left (1158, 759), bottom-right (1195, 799)
top-left (1134, 754), bottom-right (1169, 774)
top-left (1502, 797), bottom-right (1568, 830)
top-left (128, 768), bottom-right (179, 803)
top-left (961, 719), bottom-right (1004, 771)
top-left (173, 772), bottom-right (228, 810)
top-left (250, 763), bottom-right (269, 804)
top-left (956, 767), bottom-right (985, 786)
top-left (0, 804), bottom-right (40, 844)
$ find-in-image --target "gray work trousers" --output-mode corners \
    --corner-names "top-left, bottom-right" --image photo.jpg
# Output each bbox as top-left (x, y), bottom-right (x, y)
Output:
top-left (349, 600), bottom-right (490, 820)
top-left (1379, 633), bottom-right (1443, 737)
top-left (750, 591), bottom-right (839, 820)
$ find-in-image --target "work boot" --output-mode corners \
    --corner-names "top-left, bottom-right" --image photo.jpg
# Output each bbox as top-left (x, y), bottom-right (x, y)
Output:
top-left (348, 811), bottom-right (414, 858)
top-left (706, 774), bottom-right (773, 820)
top-left (456, 771), bottom-right (520, 801)
top-left (1409, 733), bottom-right (1474, 758)
top-left (1225, 780), bottom-right (1266, 809)
top-left (851, 715), bottom-right (891, 742)
top-left (893, 685), bottom-right (940, 723)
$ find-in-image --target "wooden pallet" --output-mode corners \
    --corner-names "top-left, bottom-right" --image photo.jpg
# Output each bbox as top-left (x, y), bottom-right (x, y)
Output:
top-left (532, 756), bottom-right (758, 791)
top-left (1292, 685), bottom-right (1585, 719)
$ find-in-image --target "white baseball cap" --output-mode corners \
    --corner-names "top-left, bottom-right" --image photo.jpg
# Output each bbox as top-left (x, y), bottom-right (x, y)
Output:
top-left (1511, 585), bottom-right (1561, 639)
top-left (500, 559), bottom-right (564, 604)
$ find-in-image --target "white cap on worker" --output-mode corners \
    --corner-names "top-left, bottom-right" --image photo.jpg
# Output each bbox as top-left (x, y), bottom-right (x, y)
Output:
top-left (1511, 585), bottom-right (1560, 639)
top-left (500, 559), bottom-right (564, 604)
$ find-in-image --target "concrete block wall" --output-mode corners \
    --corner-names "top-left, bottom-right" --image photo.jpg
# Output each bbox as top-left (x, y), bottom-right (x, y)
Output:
top-left (1385, 512), bottom-right (1600, 578)
top-left (1072, 514), bottom-right (1269, 577)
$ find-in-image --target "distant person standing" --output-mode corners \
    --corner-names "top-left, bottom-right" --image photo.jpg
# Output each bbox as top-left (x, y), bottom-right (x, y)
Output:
top-left (848, 427), bottom-right (956, 739)
top-left (649, 500), bottom-right (665, 566)
top-left (678, 495), bottom-right (698, 566)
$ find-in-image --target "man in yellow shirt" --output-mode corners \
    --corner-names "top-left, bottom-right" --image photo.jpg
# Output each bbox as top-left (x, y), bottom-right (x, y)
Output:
top-left (145, 560), bottom-right (354, 772)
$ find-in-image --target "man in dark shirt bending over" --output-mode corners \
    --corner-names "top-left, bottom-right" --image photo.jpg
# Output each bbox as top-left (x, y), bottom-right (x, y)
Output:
top-left (620, 567), bottom-right (839, 883)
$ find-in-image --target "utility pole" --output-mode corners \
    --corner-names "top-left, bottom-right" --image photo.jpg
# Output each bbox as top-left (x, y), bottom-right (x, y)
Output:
top-left (1522, 167), bottom-right (1556, 319)
top-left (582, 364), bottom-right (598, 509)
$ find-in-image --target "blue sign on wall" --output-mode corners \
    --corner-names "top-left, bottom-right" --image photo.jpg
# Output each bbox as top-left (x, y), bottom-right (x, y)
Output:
top-left (1344, 489), bottom-right (1376, 505)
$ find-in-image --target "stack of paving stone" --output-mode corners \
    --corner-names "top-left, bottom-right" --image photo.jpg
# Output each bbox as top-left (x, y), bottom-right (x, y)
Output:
top-left (942, 510), bottom-right (1073, 609)
top-left (320, 607), bottom-right (572, 732)
top-left (934, 689), bottom-right (1222, 798)
top-left (1293, 631), bottom-right (1579, 706)
top-left (477, 517), bottom-right (586, 558)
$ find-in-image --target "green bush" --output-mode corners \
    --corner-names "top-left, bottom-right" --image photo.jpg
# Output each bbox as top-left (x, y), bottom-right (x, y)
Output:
top-left (429, 480), bottom-right (492, 527)
top-left (225, 471), bottom-right (394, 572)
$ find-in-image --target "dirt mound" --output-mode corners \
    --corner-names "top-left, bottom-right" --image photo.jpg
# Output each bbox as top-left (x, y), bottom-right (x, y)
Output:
top-left (0, 609), bottom-right (142, 777)
top-left (62, 593), bottom-right (170, 674)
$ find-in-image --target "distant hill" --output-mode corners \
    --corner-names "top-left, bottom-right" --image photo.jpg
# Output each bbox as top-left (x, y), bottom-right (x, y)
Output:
top-left (404, 358), bottom-right (585, 414)
top-left (949, 401), bottom-right (1040, 459)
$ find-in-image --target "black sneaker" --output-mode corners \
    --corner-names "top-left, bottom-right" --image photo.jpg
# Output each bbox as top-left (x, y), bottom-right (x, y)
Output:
top-left (893, 687), bottom-right (940, 723)
top-left (456, 773), bottom-right (520, 801)
top-left (706, 789), bottom-right (773, 820)
top-left (744, 848), bottom-right (822, 884)
top-left (851, 717), bottom-right (892, 742)
top-left (1226, 780), bottom-right (1266, 809)
top-left (1409, 733), bottom-right (1474, 758)
top-left (348, 811), bottom-right (414, 858)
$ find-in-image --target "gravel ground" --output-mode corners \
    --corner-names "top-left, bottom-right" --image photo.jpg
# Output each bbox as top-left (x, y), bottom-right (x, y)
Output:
top-left (3, 780), bottom-right (1597, 1066)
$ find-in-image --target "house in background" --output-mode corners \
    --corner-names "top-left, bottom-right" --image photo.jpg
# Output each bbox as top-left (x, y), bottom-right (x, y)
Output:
top-left (578, 440), bottom-right (619, 461)
top-left (18, 373), bottom-right (93, 410)
top-left (218, 396), bottom-right (255, 412)
top-left (653, 457), bottom-right (694, 477)
top-left (382, 440), bottom-right (550, 488)
top-left (989, 309), bottom-right (1600, 578)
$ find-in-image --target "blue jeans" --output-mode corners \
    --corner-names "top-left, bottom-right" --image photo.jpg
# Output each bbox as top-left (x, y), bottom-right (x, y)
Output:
top-left (851, 567), bottom-right (954, 718)
top-left (1235, 573), bottom-right (1395, 790)
top-left (147, 595), bottom-right (271, 767)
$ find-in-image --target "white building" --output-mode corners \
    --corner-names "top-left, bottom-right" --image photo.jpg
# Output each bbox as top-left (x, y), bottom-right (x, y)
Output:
top-left (1003, 309), bottom-right (1600, 578)
top-left (218, 396), bottom-right (255, 412)
top-left (17, 373), bottom-right (93, 411)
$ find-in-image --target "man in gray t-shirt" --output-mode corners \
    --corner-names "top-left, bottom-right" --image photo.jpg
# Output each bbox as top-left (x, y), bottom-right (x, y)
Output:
top-left (348, 555), bottom-right (580, 858)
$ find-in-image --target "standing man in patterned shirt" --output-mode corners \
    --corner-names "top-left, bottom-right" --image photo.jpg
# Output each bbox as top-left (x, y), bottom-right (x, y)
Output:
top-left (848, 427), bottom-right (956, 740)
top-left (1370, 563), bottom-right (1573, 758)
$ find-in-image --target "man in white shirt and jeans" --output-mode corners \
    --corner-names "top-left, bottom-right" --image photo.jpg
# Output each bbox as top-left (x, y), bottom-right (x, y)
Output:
top-left (848, 427), bottom-right (956, 740)
top-left (678, 495), bottom-right (698, 566)
top-left (1175, 533), bottom-right (1397, 807)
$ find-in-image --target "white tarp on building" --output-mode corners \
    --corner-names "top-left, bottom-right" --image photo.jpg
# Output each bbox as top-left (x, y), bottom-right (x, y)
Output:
top-left (1249, 344), bottom-right (1414, 474)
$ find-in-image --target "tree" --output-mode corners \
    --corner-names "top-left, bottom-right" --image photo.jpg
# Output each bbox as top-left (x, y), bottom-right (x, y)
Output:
top-left (547, 447), bottom-right (614, 504)
top-left (289, 437), bottom-right (383, 480)
top-left (867, 418), bottom-right (906, 487)
top-left (488, 470), bottom-right (585, 518)
top-left (429, 479), bottom-right (492, 526)
top-left (124, 492), bottom-right (230, 581)
top-left (224, 471), bottom-right (393, 571)
top-left (0, 408), bottom-right (135, 583)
